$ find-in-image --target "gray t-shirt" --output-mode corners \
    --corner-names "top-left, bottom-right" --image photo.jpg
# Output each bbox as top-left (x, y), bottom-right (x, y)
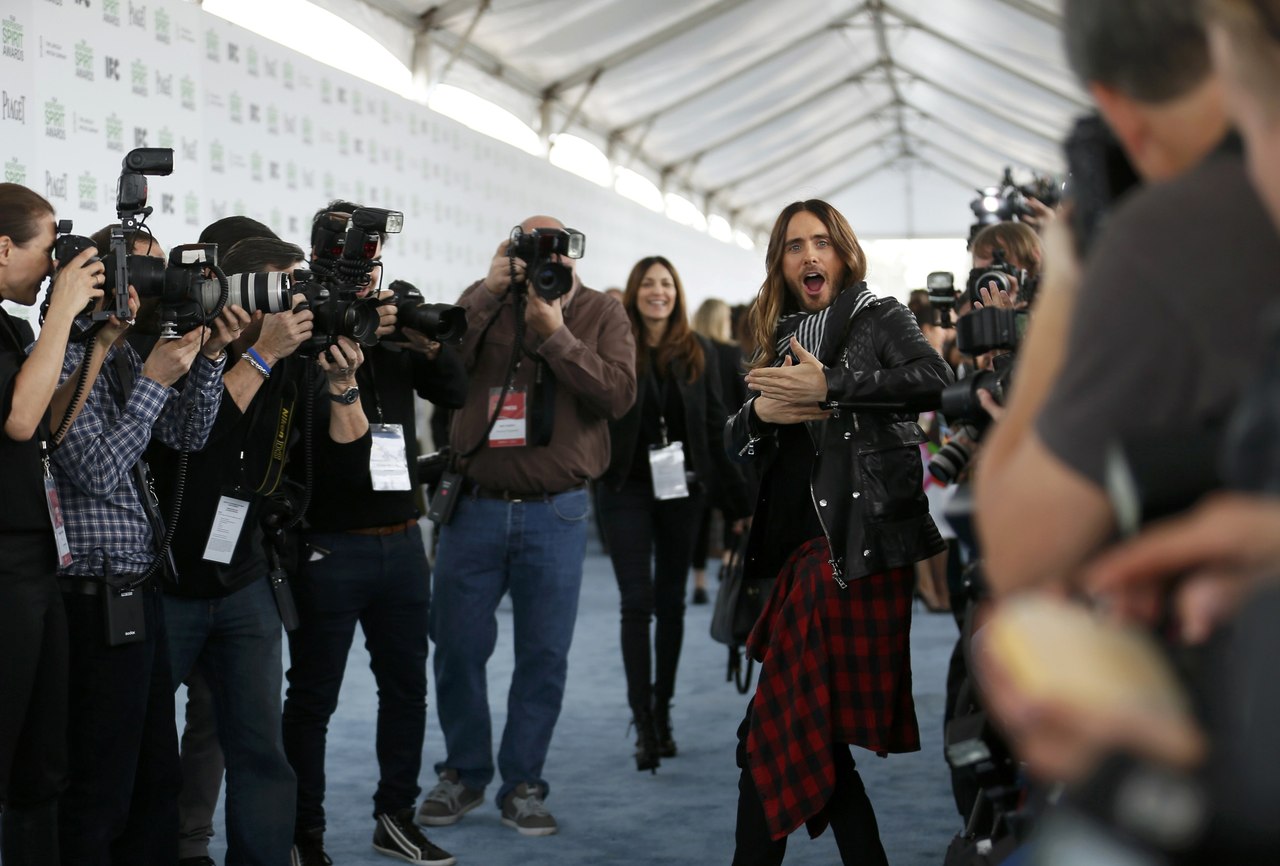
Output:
top-left (1037, 137), bottom-right (1280, 487)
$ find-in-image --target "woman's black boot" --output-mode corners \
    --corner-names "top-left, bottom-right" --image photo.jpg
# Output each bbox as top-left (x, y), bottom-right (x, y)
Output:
top-left (654, 701), bottom-right (677, 758)
top-left (633, 708), bottom-right (662, 773)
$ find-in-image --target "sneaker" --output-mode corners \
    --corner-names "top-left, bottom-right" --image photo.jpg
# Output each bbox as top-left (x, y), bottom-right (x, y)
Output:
top-left (373, 809), bottom-right (457, 866)
top-left (416, 769), bottom-right (484, 826)
top-left (501, 783), bottom-right (557, 836)
top-left (291, 829), bottom-right (333, 866)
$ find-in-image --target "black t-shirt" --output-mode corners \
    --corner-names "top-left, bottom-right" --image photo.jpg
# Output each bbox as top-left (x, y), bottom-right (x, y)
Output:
top-left (627, 354), bottom-right (689, 484)
top-left (0, 309), bottom-right (55, 535)
top-left (754, 422), bottom-right (825, 583)
top-left (1038, 135), bottom-right (1280, 486)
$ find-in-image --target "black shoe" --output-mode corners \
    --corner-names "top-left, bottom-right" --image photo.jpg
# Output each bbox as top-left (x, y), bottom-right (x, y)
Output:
top-left (179, 859), bottom-right (216, 866)
top-left (632, 709), bottom-right (661, 773)
top-left (373, 809), bottom-right (457, 866)
top-left (654, 702), bottom-right (677, 758)
top-left (291, 829), bottom-right (332, 866)
top-left (692, 586), bottom-right (709, 605)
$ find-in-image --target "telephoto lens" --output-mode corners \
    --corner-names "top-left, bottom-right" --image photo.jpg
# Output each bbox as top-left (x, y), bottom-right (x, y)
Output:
top-left (223, 272), bottom-right (293, 315)
top-left (928, 423), bottom-right (983, 485)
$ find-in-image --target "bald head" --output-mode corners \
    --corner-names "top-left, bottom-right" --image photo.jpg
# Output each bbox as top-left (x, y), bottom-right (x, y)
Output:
top-left (521, 215), bottom-right (564, 233)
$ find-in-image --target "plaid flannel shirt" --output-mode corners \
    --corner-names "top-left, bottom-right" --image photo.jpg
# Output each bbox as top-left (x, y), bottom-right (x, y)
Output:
top-left (52, 338), bottom-right (224, 579)
top-left (745, 537), bottom-right (919, 841)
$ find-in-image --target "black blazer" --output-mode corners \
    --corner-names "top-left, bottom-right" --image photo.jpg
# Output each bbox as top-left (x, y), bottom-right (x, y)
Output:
top-left (603, 334), bottom-right (750, 518)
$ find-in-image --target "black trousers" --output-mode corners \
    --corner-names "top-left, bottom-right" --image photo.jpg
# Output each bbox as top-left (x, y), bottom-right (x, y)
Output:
top-left (597, 481), bottom-right (704, 714)
top-left (732, 709), bottom-right (888, 866)
top-left (59, 583), bottom-right (180, 866)
top-left (0, 534), bottom-right (67, 866)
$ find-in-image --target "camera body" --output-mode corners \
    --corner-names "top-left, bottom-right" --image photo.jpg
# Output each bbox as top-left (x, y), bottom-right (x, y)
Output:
top-left (965, 248), bottom-right (1028, 305)
top-left (508, 225), bottom-right (585, 302)
top-left (386, 280), bottom-right (467, 345)
top-left (100, 148), bottom-right (174, 323)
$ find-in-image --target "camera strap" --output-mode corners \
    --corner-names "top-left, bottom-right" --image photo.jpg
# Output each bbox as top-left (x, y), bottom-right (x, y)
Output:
top-left (110, 350), bottom-right (179, 583)
top-left (253, 375), bottom-right (298, 498)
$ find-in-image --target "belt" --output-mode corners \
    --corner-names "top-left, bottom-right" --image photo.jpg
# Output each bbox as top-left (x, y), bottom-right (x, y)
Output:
top-left (344, 518), bottom-right (419, 537)
top-left (58, 576), bottom-right (151, 596)
top-left (466, 481), bottom-right (586, 502)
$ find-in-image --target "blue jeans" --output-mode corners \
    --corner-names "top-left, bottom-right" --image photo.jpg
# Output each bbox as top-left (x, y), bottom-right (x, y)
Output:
top-left (431, 488), bottom-right (589, 806)
top-left (165, 577), bottom-right (295, 866)
top-left (282, 526), bottom-right (431, 832)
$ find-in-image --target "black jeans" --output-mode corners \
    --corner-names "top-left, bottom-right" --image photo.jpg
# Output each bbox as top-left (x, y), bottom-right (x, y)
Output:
top-left (732, 709), bottom-right (888, 866)
top-left (59, 582), bottom-right (180, 866)
top-left (597, 481), bottom-right (704, 714)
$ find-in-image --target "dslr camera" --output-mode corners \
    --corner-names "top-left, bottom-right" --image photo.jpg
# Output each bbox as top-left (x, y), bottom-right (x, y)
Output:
top-left (294, 206), bottom-right (404, 356)
top-left (508, 225), bottom-right (585, 302)
top-left (386, 279), bottom-right (467, 345)
top-left (965, 248), bottom-right (1038, 308)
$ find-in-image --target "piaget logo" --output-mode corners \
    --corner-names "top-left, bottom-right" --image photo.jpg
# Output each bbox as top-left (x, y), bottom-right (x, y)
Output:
top-left (131, 59), bottom-right (148, 96)
top-left (209, 140), bottom-right (224, 173)
top-left (78, 172), bottom-right (98, 211)
top-left (106, 113), bottom-right (124, 151)
top-left (2, 90), bottom-right (26, 124)
top-left (180, 75), bottom-right (195, 110)
top-left (184, 192), bottom-right (199, 226)
top-left (205, 30), bottom-right (219, 62)
top-left (45, 171), bottom-right (68, 201)
top-left (75, 40), bottom-right (93, 80)
top-left (228, 91), bottom-right (242, 123)
top-left (103, 0), bottom-right (121, 26)
top-left (128, 1), bottom-right (145, 29)
top-left (155, 70), bottom-right (172, 97)
top-left (154, 7), bottom-right (170, 43)
top-left (44, 98), bottom-right (66, 139)
top-left (2, 15), bottom-right (24, 62)
top-left (5, 158), bottom-right (26, 184)
top-left (158, 126), bottom-right (173, 149)
top-left (247, 45), bottom-right (258, 76)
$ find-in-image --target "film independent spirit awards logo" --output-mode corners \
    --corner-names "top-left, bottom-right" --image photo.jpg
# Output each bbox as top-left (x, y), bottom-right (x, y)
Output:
top-left (44, 97), bottom-right (67, 139)
top-left (3, 14), bottom-right (25, 62)
top-left (76, 40), bottom-right (94, 80)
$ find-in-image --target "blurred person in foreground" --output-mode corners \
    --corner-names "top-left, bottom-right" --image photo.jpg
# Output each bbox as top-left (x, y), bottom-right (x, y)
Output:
top-left (725, 199), bottom-right (951, 865)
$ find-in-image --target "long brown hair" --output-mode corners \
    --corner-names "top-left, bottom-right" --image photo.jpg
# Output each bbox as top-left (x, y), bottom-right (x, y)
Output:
top-left (623, 256), bottom-right (705, 384)
top-left (749, 200), bottom-right (867, 368)
top-left (0, 183), bottom-right (54, 246)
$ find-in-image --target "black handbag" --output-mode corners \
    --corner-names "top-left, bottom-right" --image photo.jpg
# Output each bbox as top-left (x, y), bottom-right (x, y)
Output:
top-left (710, 531), bottom-right (770, 694)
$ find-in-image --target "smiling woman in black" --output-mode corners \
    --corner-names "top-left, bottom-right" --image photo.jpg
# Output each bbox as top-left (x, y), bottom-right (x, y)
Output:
top-left (0, 183), bottom-right (108, 862)
top-left (597, 256), bottom-right (749, 773)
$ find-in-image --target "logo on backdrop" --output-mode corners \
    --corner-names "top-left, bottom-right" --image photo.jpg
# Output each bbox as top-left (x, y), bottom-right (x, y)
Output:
top-left (75, 40), bottom-right (93, 79)
top-left (287, 162), bottom-right (297, 190)
top-left (267, 105), bottom-right (279, 134)
top-left (302, 117), bottom-right (313, 145)
top-left (338, 130), bottom-right (349, 156)
top-left (157, 126), bottom-right (172, 149)
top-left (161, 193), bottom-right (174, 215)
top-left (105, 112), bottom-right (123, 150)
top-left (227, 42), bottom-right (238, 63)
top-left (353, 90), bottom-right (363, 115)
top-left (251, 152), bottom-right (262, 182)
top-left (44, 98), bottom-right (66, 139)
top-left (5, 158), bottom-right (27, 184)
top-left (184, 192), bottom-right (199, 227)
top-left (39, 36), bottom-right (67, 61)
top-left (2, 91), bottom-right (26, 124)
top-left (103, 0), bottom-right (120, 26)
top-left (210, 140), bottom-right (224, 174)
top-left (155, 69), bottom-right (172, 98)
top-left (76, 0), bottom-right (90, 8)
top-left (264, 57), bottom-right (276, 79)
top-left (229, 92), bottom-right (242, 123)
top-left (2, 15), bottom-right (25, 62)
top-left (154, 7), bottom-right (170, 44)
top-left (249, 103), bottom-right (260, 123)
top-left (210, 199), bottom-right (226, 220)
top-left (128, 1), bottom-right (145, 30)
top-left (133, 126), bottom-right (147, 147)
top-left (180, 75), bottom-right (195, 110)
top-left (181, 137), bottom-right (197, 162)
top-left (283, 61), bottom-right (294, 89)
top-left (131, 59), bottom-right (148, 96)
top-left (79, 173), bottom-right (98, 211)
top-left (321, 78), bottom-right (332, 105)
top-left (247, 45), bottom-right (258, 76)
top-left (205, 29), bottom-right (218, 62)
top-left (105, 55), bottom-right (120, 80)
top-left (45, 171), bottom-right (68, 201)
top-left (75, 114), bottom-right (98, 136)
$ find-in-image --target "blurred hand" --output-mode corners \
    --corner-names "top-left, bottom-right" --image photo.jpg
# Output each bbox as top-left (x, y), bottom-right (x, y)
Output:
top-left (973, 283), bottom-right (1015, 311)
top-left (393, 327), bottom-right (441, 358)
top-left (253, 295), bottom-right (314, 363)
top-left (203, 305), bottom-right (251, 359)
top-left (744, 338), bottom-right (828, 404)
top-left (47, 246), bottom-right (104, 321)
top-left (525, 285), bottom-right (564, 339)
top-left (94, 286), bottom-right (140, 348)
top-left (976, 388), bottom-right (1007, 423)
top-left (482, 240), bottom-right (524, 295)
top-left (374, 289), bottom-right (397, 338)
top-left (1021, 197), bottom-right (1058, 233)
top-left (317, 336), bottom-right (363, 393)
top-left (141, 326), bottom-right (206, 387)
top-left (1083, 494), bottom-right (1280, 643)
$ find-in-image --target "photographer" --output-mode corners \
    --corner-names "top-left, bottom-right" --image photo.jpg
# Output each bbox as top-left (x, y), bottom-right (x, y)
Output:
top-left (974, 0), bottom-right (1280, 595)
top-left (0, 184), bottom-right (107, 862)
top-left (725, 199), bottom-right (951, 865)
top-left (52, 260), bottom-right (231, 861)
top-left (148, 235), bottom-right (312, 866)
top-left (282, 203), bottom-right (466, 866)
top-left (423, 216), bottom-right (635, 837)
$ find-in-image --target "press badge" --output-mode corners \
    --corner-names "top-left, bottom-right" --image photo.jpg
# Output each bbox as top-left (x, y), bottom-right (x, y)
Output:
top-left (370, 424), bottom-right (412, 490)
top-left (42, 459), bottom-right (73, 569)
top-left (648, 441), bottom-right (689, 501)
top-left (203, 495), bottom-right (251, 564)
top-left (488, 387), bottom-right (528, 448)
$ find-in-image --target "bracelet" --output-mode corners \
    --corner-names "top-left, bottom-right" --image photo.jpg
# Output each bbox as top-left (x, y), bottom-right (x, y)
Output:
top-left (245, 347), bottom-right (272, 373)
top-left (241, 352), bottom-right (270, 379)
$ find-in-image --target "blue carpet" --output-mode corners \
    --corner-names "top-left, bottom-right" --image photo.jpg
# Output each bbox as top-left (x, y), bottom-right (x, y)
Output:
top-left (198, 526), bottom-right (960, 864)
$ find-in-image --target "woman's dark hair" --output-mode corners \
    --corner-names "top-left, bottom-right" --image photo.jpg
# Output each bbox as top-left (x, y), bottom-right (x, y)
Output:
top-left (622, 256), bottom-right (704, 384)
top-left (198, 216), bottom-right (279, 256)
top-left (221, 237), bottom-right (305, 274)
top-left (0, 183), bottom-right (55, 246)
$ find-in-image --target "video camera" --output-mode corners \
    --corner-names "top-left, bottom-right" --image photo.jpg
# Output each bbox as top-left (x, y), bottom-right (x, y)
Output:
top-left (968, 167), bottom-right (1061, 239)
top-left (297, 206), bottom-right (405, 356)
top-left (508, 225), bottom-right (585, 303)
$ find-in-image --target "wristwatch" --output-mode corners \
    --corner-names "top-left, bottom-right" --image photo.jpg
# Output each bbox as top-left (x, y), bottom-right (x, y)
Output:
top-left (329, 386), bottom-right (360, 405)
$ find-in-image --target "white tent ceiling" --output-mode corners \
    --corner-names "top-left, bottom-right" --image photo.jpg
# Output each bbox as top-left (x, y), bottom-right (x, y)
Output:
top-left (309, 0), bottom-right (1085, 238)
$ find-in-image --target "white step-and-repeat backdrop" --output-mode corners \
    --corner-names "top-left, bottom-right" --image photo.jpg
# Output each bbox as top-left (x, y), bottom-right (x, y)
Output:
top-left (1, 0), bottom-right (764, 323)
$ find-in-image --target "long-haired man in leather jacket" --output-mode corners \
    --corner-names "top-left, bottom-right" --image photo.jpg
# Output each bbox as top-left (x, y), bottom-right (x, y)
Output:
top-left (725, 199), bottom-right (952, 865)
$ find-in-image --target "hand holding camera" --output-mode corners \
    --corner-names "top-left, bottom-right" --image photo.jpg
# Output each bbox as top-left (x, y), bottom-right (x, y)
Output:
top-left (142, 326), bottom-right (208, 388)
top-left (202, 305), bottom-right (251, 361)
top-left (317, 336), bottom-right (363, 394)
top-left (483, 240), bottom-right (523, 296)
top-left (373, 289), bottom-right (398, 338)
top-left (524, 284), bottom-right (564, 339)
top-left (92, 285), bottom-right (140, 350)
top-left (250, 293), bottom-right (314, 365)
top-left (46, 245), bottom-right (105, 326)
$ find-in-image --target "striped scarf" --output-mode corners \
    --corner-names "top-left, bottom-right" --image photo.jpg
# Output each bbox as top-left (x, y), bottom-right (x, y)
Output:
top-left (772, 282), bottom-right (875, 365)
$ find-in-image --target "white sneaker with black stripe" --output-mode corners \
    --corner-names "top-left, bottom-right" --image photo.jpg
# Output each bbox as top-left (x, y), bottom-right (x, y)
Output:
top-left (373, 809), bottom-right (457, 866)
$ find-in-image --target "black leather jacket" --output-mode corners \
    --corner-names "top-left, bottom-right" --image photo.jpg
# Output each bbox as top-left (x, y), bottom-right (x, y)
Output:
top-left (725, 296), bottom-right (953, 585)
top-left (604, 335), bottom-right (750, 517)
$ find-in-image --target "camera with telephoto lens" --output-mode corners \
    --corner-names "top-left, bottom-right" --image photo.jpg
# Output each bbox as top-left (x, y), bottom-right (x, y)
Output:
top-left (222, 272), bottom-right (293, 315)
top-left (297, 207), bottom-right (405, 356)
top-left (386, 279), bottom-right (467, 344)
top-left (508, 225), bottom-right (585, 302)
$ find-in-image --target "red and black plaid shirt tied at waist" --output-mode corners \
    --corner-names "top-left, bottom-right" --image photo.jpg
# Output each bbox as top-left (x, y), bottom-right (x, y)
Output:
top-left (745, 537), bottom-right (920, 841)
